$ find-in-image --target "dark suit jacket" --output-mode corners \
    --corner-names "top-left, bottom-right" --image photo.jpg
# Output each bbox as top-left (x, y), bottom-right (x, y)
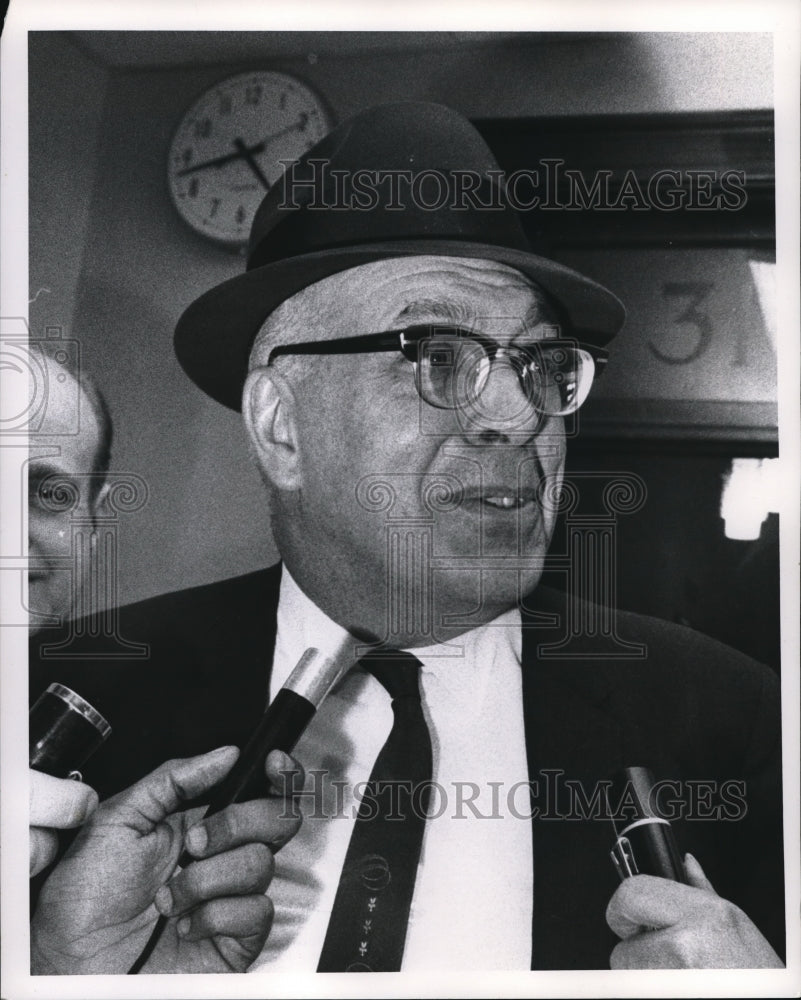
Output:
top-left (30, 565), bottom-right (785, 969)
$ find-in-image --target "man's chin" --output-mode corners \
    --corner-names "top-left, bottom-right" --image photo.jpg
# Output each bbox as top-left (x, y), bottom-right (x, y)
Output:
top-left (28, 584), bottom-right (64, 635)
top-left (424, 565), bottom-right (544, 641)
top-left (27, 612), bottom-right (57, 637)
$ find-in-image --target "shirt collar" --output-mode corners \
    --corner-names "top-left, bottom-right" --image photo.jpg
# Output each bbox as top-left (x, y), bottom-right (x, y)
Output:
top-left (272, 565), bottom-right (359, 690)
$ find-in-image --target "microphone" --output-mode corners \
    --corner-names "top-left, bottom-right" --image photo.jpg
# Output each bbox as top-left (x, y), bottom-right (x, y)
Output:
top-left (30, 683), bottom-right (112, 779)
top-left (128, 646), bottom-right (346, 973)
top-left (608, 766), bottom-right (687, 883)
top-left (177, 646), bottom-right (342, 857)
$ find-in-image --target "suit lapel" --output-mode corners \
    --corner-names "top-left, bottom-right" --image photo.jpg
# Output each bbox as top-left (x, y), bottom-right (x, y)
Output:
top-left (521, 591), bottom-right (627, 970)
top-left (171, 565), bottom-right (283, 757)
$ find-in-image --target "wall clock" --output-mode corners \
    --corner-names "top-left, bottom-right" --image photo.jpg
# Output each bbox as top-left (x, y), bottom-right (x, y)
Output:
top-left (167, 71), bottom-right (331, 246)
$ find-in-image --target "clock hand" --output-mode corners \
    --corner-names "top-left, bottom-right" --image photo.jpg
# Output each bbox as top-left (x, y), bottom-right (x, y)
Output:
top-left (233, 137), bottom-right (271, 191)
top-left (176, 141), bottom-right (266, 177)
top-left (177, 115), bottom-right (310, 178)
top-left (176, 112), bottom-right (309, 181)
top-left (261, 113), bottom-right (309, 145)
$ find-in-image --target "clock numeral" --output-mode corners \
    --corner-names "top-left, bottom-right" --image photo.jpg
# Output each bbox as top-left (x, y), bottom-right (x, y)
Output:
top-left (218, 94), bottom-right (232, 115)
top-left (235, 205), bottom-right (246, 224)
top-left (280, 91), bottom-right (287, 111)
top-left (182, 148), bottom-right (193, 166)
top-left (193, 117), bottom-right (212, 139)
top-left (209, 197), bottom-right (220, 218)
top-left (651, 282), bottom-right (714, 365)
top-left (245, 84), bottom-right (263, 105)
top-left (188, 178), bottom-right (199, 198)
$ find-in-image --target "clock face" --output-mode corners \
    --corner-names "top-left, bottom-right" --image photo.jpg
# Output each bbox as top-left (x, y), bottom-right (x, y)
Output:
top-left (167, 71), bottom-right (331, 246)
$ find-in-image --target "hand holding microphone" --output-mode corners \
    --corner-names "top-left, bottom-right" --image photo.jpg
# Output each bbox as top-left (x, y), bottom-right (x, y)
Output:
top-left (31, 648), bottom-right (345, 975)
top-left (31, 744), bottom-right (302, 974)
top-left (605, 767), bottom-right (783, 969)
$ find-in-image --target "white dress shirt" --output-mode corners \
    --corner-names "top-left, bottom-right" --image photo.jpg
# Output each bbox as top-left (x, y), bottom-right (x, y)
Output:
top-left (250, 567), bottom-right (533, 972)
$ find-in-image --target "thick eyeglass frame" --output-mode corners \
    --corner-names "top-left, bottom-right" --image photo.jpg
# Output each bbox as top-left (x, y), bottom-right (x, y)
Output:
top-left (267, 325), bottom-right (609, 414)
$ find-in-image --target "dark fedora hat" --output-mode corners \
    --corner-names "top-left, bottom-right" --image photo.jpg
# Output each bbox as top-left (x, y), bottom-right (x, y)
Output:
top-left (174, 102), bottom-right (625, 410)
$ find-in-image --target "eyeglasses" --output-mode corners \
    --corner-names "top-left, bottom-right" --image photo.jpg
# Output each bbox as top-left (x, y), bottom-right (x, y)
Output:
top-left (268, 325), bottom-right (608, 416)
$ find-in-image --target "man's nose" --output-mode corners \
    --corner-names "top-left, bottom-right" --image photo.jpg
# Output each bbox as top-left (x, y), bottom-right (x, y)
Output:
top-left (28, 514), bottom-right (43, 550)
top-left (455, 356), bottom-right (544, 445)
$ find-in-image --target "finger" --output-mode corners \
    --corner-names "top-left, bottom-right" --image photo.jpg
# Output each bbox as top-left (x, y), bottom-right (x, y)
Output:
top-left (30, 770), bottom-right (98, 829)
top-left (606, 875), bottom-right (698, 939)
top-left (265, 750), bottom-right (305, 798)
top-left (176, 895), bottom-right (274, 972)
top-left (108, 746), bottom-right (239, 826)
top-left (684, 853), bottom-right (717, 893)
top-left (611, 936), bottom-right (639, 970)
top-left (610, 932), bottom-right (685, 970)
top-left (30, 827), bottom-right (59, 876)
top-left (184, 796), bottom-right (302, 860)
top-left (612, 906), bottom-right (785, 970)
top-left (154, 843), bottom-right (273, 917)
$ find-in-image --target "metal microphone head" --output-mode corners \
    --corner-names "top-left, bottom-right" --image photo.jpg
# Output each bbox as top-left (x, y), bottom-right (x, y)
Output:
top-left (282, 647), bottom-right (348, 708)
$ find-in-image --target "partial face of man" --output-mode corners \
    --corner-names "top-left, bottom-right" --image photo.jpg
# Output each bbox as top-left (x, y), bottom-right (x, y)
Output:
top-left (28, 357), bottom-right (104, 634)
top-left (254, 256), bottom-right (568, 645)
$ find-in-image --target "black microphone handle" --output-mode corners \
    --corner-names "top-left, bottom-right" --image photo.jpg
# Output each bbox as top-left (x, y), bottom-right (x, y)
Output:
top-left (610, 766), bottom-right (688, 883)
top-left (29, 684), bottom-right (111, 778)
top-left (173, 689), bottom-right (314, 870)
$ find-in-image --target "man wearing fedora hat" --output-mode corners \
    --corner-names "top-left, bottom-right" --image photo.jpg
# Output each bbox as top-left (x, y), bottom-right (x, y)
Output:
top-left (30, 103), bottom-right (784, 974)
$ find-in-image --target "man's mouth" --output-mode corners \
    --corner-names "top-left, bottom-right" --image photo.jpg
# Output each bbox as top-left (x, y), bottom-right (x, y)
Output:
top-left (483, 495), bottom-right (527, 509)
top-left (460, 486), bottom-right (538, 511)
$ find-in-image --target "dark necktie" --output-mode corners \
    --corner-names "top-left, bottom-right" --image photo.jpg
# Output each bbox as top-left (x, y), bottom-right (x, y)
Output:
top-left (317, 650), bottom-right (432, 972)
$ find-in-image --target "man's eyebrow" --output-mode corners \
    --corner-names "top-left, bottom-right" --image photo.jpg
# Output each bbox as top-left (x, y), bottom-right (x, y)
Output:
top-left (523, 300), bottom-right (558, 329)
top-left (394, 300), bottom-right (472, 326)
top-left (28, 463), bottom-right (68, 483)
top-left (393, 297), bottom-right (556, 331)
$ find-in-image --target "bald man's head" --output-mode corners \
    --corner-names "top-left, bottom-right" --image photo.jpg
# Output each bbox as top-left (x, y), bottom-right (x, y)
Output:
top-left (28, 345), bottom-right (113, 633)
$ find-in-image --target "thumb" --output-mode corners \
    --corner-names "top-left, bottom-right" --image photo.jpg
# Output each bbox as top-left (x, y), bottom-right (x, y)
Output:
top-left (30, 827), bottom-right (59, 877)
top-left (30, 769), bottom-right (99, 829)
top-left (265, 749), bottom-right (305, 798)
top-left (106, 746), bottom-right (240, 827)
top-left (683, 852), bottom-right (717, 893)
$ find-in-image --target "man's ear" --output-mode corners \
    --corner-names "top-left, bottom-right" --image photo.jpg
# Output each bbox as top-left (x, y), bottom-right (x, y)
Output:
top-left (242, 366), bottom-right (302, 491)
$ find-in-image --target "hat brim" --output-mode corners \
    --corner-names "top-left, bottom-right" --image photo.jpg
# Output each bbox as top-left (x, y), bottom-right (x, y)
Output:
top-left (174, 240), bottom-right (625, 411)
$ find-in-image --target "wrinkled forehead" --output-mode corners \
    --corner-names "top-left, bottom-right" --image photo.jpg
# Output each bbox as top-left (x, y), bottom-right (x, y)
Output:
top-left (250, 255), bottom-right (556, 359)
